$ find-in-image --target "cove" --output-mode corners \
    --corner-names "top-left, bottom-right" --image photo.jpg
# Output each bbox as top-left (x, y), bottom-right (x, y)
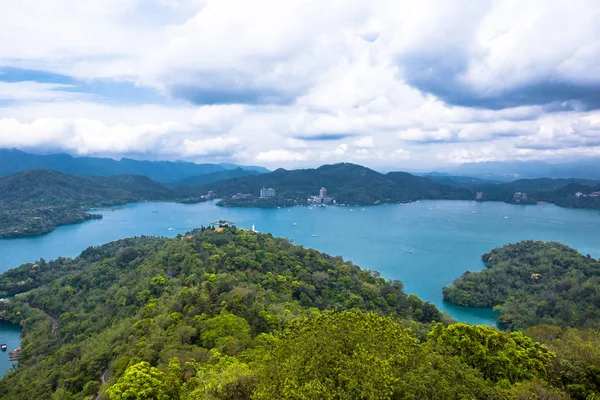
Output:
top-left (2, 200), bottom-right (600, 330)
top-left (0, 320), bottom-right (20, 378)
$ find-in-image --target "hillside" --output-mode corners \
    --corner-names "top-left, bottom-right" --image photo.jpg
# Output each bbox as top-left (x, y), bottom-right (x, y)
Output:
top-left (471, 178), bottom-right (600, 208)
top-left (0, 169), bottom-right (202, 238)
top-left (168, 168), bottom-right (260, 189)
top-left (200, 163), bottom-right (471, 206)
top-left (0, 227), bottom-right (446, 399)
top-left (443, 241), bottom-right (600, 330)
top-left (0, 149), bottom-right (268, 182)
top-left (1, 229), bottom-right (597, 399)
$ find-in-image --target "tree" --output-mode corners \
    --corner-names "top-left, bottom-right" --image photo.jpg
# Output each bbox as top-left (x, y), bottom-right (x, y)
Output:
top-left (107, 362), bottom-right (170, 400)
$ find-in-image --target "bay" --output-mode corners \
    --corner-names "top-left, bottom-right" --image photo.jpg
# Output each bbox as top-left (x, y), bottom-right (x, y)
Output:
top-left (1, 199), bottom-right (600, 376)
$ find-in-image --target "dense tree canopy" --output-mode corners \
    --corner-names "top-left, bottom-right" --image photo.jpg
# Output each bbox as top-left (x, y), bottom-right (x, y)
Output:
top-left (0, 169), bottom-right (206, 238)
top-left (0, 227), bottom-right (442, 399)
top-left (1, 230), bottom-right (598, 399)
top-left (443, 241), bottom-right (600, 330)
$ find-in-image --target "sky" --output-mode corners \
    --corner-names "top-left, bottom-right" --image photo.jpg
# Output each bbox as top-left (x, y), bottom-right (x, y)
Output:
top-left (0, 0), bottom-right (599, 170)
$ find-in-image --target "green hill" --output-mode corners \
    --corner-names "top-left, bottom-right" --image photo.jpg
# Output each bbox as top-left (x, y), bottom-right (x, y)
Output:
top-left (0, 227), bottom-right (443, 399)
top-left (0, 169), bottom-right (202, 238)
top-left (200, 163), bottom-right (471, 206)
top-left (443, 241), bottom-right (600, 330)
top-left (169, 168), bottom-right (260, 189)
top-left (1, 229), bottom-right (596, 399)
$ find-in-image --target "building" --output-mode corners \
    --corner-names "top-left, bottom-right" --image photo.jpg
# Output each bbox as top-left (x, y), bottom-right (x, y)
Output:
top-left (319, 187), bottom-right (327, 199)
top-left (200, 190), bottom-right (216, 200)
top-left (308, 187), bottom-right (335, 205)
top-left (513, 192), bottom-right (527, 202)
top-left (590, 191), bottom-right (600, 197)
top-left (476, 192), bottom-right (484, 200)
top-left (260, 187), bottom-right (276, 198)
top-left (232, 193), bottom-right (253, 199)
top-left (575, 192), bottom-right (583, 198)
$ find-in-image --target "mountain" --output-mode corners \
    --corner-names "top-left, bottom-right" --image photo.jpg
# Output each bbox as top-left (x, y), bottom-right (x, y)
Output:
top-left (167, 167), bottom-right (261, 188)
top-left (469, 178), bottom-right (600, 207)
top-left (0, 169), bottom-right (202, 238)
top-left (0, 148), bottom-right (268, 182)
top-left (199, 163), bottom-right (471, 205)
top-left (422, 173), bottom-right (498, 187)
top-left (218, 163), bottom-right (270, 174)
top-left (440, 159), bottom-right (600, 181)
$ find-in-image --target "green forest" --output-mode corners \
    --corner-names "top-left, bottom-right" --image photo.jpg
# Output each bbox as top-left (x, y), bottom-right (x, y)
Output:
top-left (0, 229), bottom-right (598, 399)
top-left (0, 169), bottom-right (207, 238)
top-left (443, 241), bottom-right (600, 330)
top-left (200, 163), bottom-right (472, 206)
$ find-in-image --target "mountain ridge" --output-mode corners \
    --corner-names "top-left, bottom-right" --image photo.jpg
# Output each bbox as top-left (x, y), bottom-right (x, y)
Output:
top-left (0, 148), bottom-right (269, 182)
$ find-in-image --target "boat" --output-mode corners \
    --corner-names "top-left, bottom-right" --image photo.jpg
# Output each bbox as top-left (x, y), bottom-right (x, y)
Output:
top-left (362, 208), bottom-right (366, 211)
top-left (405, 250), bottom-right (413, 254)
top-left (312, 234), bottom-right (318, 237)
top-left (1, 344), bottom-right (6, 351)
top-left (167, 228), bottom-right (174, 231)
top-left (293, 222), bottom-right (297, 226)
top-left (504, 216), bottom-right (509, 219)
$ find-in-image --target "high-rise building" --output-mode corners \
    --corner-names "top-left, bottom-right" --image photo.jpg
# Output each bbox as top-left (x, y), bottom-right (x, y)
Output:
top-left (319, 187), bottom-right (327, 199)
top-left (260, 187), bottom-right (276, 198)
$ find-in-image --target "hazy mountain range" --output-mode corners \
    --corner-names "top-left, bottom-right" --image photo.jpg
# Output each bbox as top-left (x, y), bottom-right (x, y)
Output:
top-left (0, 149), bottom-right (269, 183)
top-left (433, 159), bottom-right (600, 181)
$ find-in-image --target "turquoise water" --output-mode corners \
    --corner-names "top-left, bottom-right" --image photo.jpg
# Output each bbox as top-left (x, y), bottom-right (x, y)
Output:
top-left (1, 200), bottom-right (600, 376)
top-left (0, 320), bottom-right (21, 378)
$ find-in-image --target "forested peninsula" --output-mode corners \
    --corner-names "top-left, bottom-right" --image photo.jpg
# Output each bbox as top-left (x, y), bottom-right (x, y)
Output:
top-left (0, 169), bottom-right (207, 238)
top-left (1, 229), bottom-right (599, 399)
top-left (443, 241), bottom-right (600, 331)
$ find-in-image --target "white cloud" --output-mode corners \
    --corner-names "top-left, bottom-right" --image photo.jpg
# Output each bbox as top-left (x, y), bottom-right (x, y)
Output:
top-left (1, 0), bottom-right (600, 169)
top-left (256, 149), bottom-right (311, 162)
top-left (354, 136), bottom-right (375, 148)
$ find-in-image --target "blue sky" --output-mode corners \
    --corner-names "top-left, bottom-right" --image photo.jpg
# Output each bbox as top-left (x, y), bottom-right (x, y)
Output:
top-left (1, 0), bottom-right (599, 169)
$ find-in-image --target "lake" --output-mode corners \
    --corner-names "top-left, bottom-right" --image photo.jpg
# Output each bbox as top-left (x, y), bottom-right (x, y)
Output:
top-left (1, 199), bottom-right (600, 376)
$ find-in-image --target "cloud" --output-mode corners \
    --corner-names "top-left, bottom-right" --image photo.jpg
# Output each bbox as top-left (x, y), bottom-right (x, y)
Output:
top-left (256, 149), bottom-right (311, 162)
top-left (1, 0), bottom-right (600, 169)
top-left (353, 136), bottom-right (375, 148)
top-left (294, 133), bottom-right (356, 141)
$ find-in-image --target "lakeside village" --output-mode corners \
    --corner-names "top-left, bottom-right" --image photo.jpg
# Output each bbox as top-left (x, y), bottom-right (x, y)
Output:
top-left (200, 187), bottom-right (336, 206)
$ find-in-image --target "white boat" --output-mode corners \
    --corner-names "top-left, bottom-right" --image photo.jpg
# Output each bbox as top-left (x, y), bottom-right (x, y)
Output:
top-left (293, 222), bottom-right (297, 226)
top-left (312, 234), bottom-right (318, 237)
top-left (168, 228), bottom-right (174, 231)
top-left (504, 216), bottom-right (509, 219)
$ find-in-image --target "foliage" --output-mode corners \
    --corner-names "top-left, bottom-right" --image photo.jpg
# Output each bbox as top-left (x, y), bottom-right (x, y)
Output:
top-left (443, 240), bottom-right (600, 330)
top-left (525, 325), bottom-right (600, 399)
top-left (0, 227), bottom-right (441, 399)
top-left (0, 169), bottom-right (207, 238)
top-left (427, 323), bottom-right (554, 383)
top-left (200, 163), bottom-right (471, 207)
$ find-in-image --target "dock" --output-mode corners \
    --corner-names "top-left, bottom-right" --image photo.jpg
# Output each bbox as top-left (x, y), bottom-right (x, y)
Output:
top-left (8, 347), bottom-right (21, 361)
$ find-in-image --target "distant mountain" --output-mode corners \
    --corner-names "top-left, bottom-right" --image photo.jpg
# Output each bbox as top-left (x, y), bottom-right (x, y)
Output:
top-left (439, 159), bottom-right (600, 181)
top-left (467, 178), bottom-right (600, 208)
top-left (0, 149), bottom-right (268, 182)
top-left (420, 173), bottom-right (498, 187)
top-left (167, 168), bottom-right (261, 188)
top-left (0, 169), bottom-right (203, 238)
top-left (199, 163), bottom-right (471, 205)
top-left (218, 163), bottom-right (270, 174)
